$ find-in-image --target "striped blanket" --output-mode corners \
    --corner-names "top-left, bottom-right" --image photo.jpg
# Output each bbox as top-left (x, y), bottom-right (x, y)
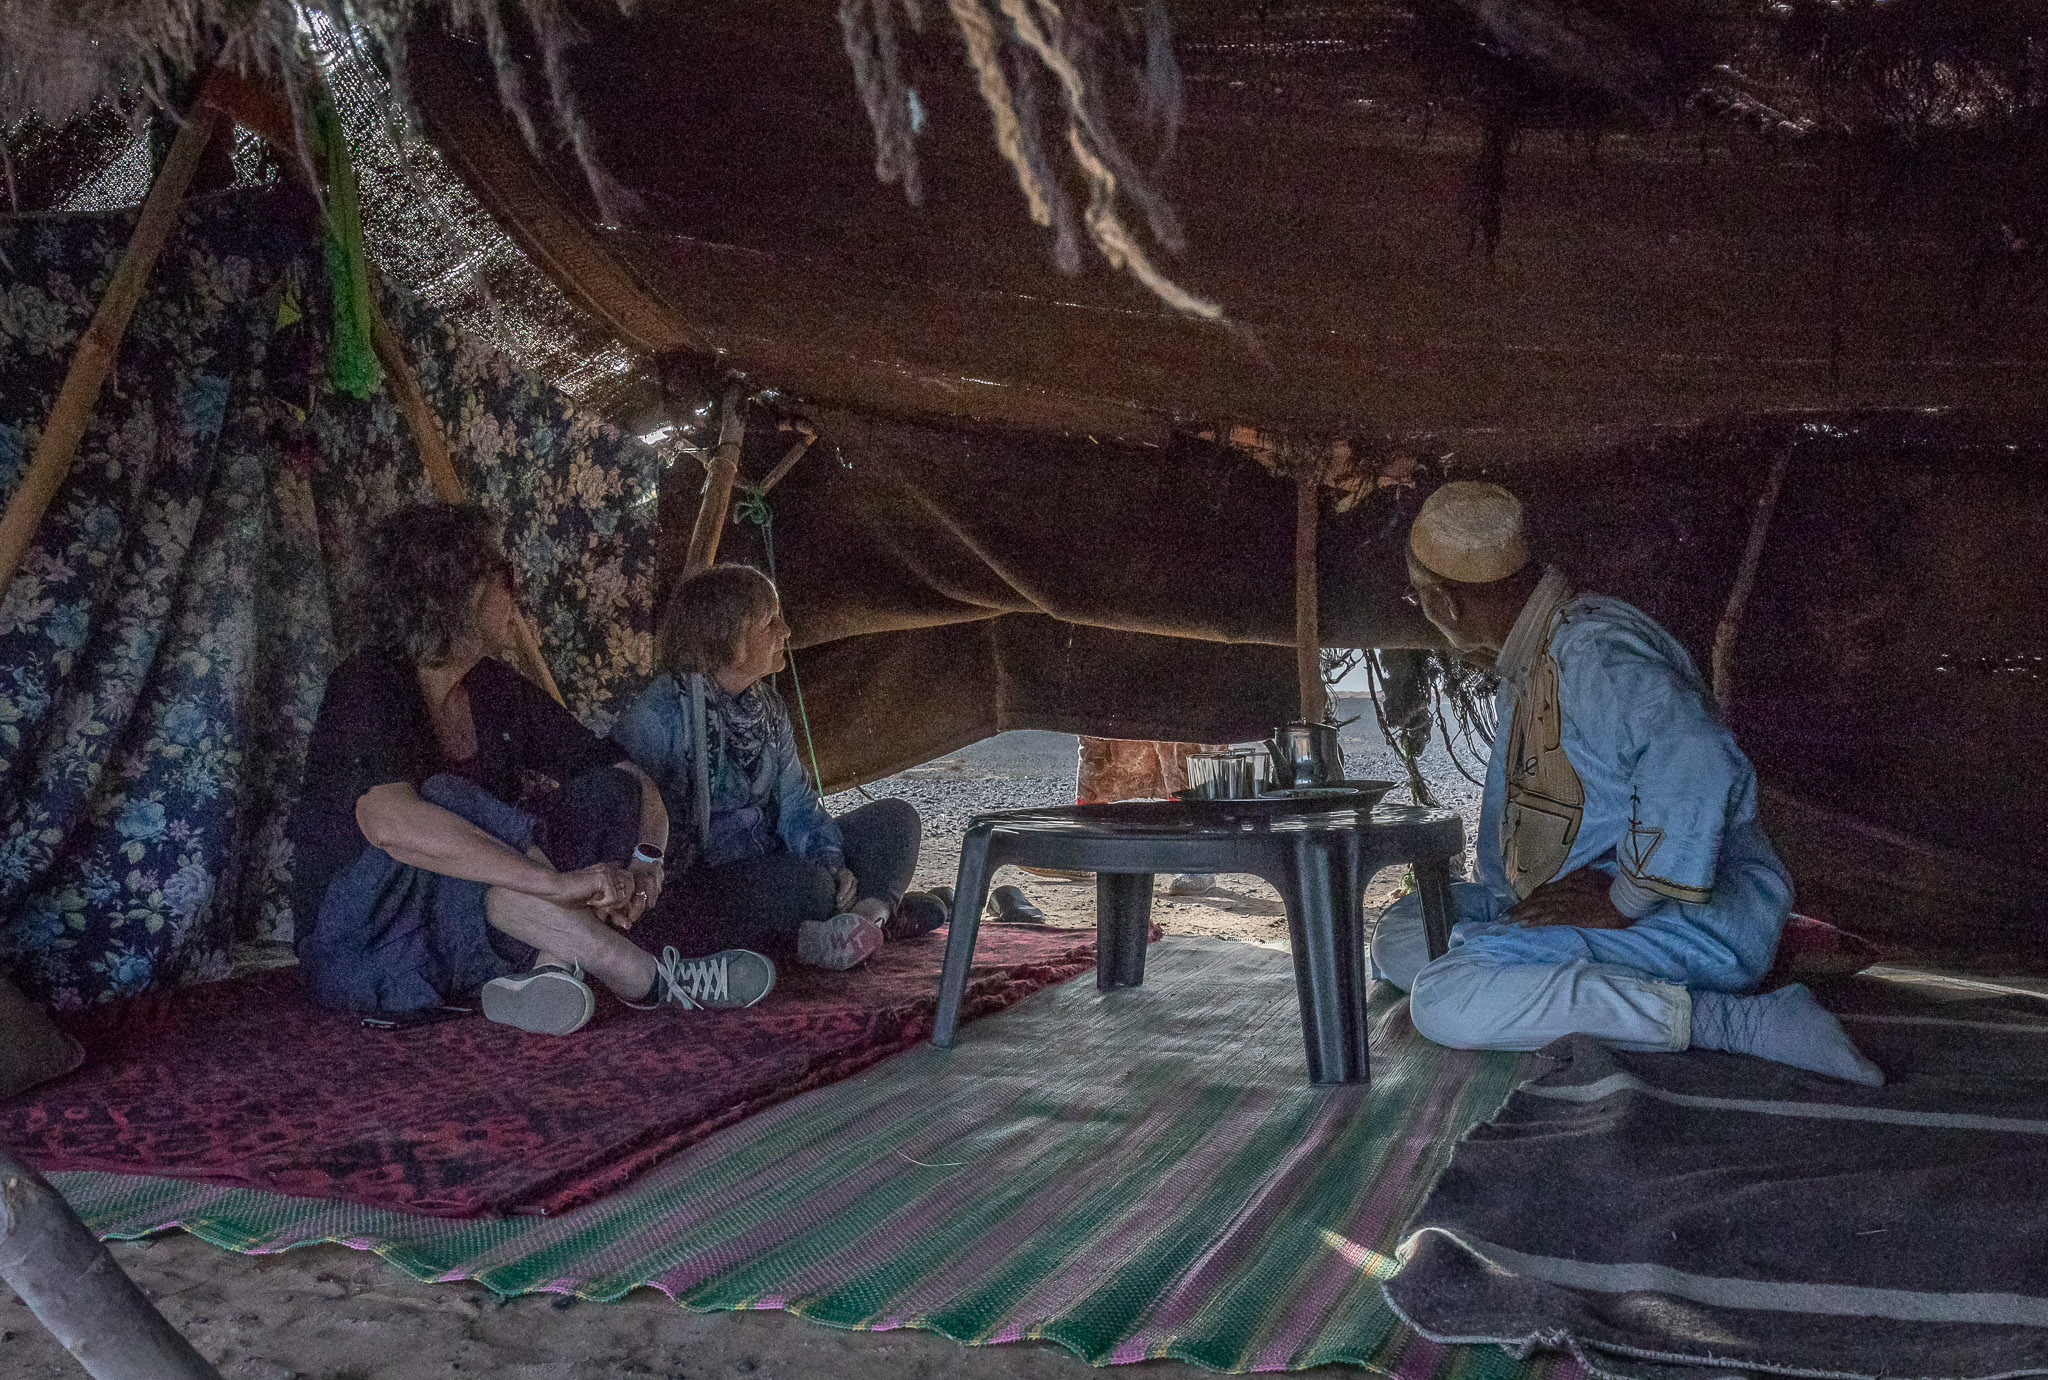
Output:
top-left (58, 939), bottom-right (1579, 1375)
top-left (1384, 968), bottom-right (2048, 1380)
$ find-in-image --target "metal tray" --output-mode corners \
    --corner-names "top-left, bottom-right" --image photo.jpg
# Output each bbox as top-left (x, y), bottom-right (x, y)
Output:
top-left (1171, 780), bottom-right (1397, 813)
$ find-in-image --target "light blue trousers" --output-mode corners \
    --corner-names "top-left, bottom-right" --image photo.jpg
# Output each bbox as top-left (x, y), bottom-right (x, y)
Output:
top-left (1370, 889), bottom-right (1692, 1053)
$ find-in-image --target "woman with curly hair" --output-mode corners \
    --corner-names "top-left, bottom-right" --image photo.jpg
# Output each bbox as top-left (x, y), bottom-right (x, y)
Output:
top-left (612, 564), bottom-right (945, 971)
top-left (287, 504), bottom-right (774, 1033)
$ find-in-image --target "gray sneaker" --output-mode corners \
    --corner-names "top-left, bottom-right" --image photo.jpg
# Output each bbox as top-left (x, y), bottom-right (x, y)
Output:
top-left (797, 912), bottom-right (885, 970)
top-left (625, 946), bottom-right (777, 1010)
top-left (481, 965), bottom-right (596, 1035)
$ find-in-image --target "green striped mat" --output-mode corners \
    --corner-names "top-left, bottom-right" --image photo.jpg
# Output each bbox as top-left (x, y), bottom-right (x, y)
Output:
top-left (57, 939), bottom-right (1581, 1376)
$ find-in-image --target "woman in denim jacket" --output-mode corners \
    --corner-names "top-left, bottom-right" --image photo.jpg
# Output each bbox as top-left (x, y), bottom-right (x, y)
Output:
top-left (612, 564), bottom-right (945, 969)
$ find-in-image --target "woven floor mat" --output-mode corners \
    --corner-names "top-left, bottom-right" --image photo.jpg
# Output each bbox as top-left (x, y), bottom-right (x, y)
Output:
top-left (14, 922), bottom-right (1095, 1217)
top-left (59, 939), bottom-right (1580, 1375)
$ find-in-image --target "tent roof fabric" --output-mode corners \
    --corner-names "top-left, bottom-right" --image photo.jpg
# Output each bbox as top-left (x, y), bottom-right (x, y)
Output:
top-left (383, 3), bottom-right (2048, 450)
top-left (16, 4), bottom-right (2048, 448)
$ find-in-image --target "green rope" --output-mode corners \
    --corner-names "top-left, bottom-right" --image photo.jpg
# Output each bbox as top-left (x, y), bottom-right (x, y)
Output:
top-left (734, 487), bottom-right (827, 790)
top-left (315, 98), bottom-right (381, 400)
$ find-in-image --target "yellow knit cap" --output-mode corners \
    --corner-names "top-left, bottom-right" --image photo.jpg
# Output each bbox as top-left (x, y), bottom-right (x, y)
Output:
top-left (1408, 481), bottom-right (1530, 584)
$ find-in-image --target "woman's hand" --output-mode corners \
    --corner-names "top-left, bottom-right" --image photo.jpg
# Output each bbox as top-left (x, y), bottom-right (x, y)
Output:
top-left (626, 856), bottom-right (665, 925)
top-left (545, 863), bottom-right (636, 927)
top-left (1506, 868), bottom-right (1632, 930)
top-left (833, 867), bottom-right (859, 912)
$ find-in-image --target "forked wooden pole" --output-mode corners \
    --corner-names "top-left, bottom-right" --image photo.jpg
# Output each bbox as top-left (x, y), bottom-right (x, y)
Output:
top-left (0, 1150), bottom-right (222, 1380)
top-left (756, 422), bottom-right (817, 496)
top-left (1295, 467), bottom-right (1324, 723)
top-left (201, 69), bottom-right (563, 703)
top-left (367, 300), bottom-right (565, 705)
top-left (0, 87), bottom-right (224, 608)
top-left (682, 383), bottom-right (748, 576)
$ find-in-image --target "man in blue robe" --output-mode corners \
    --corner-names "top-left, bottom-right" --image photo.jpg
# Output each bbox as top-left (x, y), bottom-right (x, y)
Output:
top-left (1371, 482), bottom-right (1882, 1085)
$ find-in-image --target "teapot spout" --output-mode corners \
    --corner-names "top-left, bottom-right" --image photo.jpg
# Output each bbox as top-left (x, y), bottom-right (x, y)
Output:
top-left (1261, 736), bottom-right (1287, 788)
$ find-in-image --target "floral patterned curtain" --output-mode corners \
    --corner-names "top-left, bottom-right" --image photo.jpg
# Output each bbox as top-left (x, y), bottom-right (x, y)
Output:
top-left (0, 186), bottom-right (658, 1010)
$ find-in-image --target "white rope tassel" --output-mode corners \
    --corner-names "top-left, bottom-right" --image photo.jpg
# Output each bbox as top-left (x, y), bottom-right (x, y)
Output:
top-left (946, 0), bottom-right (1053, 228)
top-left (1065, 124), bottom-right (1218, 318)
top-left (991, 0), bottom-right (1222, 319)
top-left (841, 0), bottom-right (925, 203)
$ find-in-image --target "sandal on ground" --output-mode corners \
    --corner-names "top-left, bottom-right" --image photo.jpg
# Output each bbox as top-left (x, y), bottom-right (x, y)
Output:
top-left (986, 884), bottom-right (1048, 923)
top-left (884, 891), bottom-right (948, 940)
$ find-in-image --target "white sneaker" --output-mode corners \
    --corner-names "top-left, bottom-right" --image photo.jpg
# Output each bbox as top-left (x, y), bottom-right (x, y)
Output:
top-left (1167, 873), bottom-right (1216, 895)
top-left (481, 965), bottom-right (596, 1035)
top-left (624, 947), bottom-right (777, 1010)
top-left (797, 913), bottom-right (885, 970)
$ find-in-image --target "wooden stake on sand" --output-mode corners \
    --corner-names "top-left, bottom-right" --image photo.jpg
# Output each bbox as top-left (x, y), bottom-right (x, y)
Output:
top-left (367, 300), bottom-right (566, 706)
top-left (683, 383), bottom-right (749, 576)
top-left (0, 87), bottom-right (224, 608)
top-left (0, 1150), bottom-right (223, 1380)
top-left (1295, 466), bottom-right (1325, 723)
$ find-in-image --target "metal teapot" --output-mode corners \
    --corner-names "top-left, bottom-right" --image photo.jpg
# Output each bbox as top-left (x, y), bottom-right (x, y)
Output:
top-left (1265, 722), bottom-right (1345, 790)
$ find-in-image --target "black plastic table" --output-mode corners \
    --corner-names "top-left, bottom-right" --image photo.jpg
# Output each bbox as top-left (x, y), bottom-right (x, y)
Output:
top-left (930, 799), bottom-right (1466, 1084)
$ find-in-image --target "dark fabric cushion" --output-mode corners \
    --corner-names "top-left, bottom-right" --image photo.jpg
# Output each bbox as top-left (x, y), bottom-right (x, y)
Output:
top-left (0, 974), bottom-right (84, 1101)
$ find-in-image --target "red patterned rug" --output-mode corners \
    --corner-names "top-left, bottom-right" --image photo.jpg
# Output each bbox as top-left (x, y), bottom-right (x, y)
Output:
top-left (0, 925), bottom-right (1100, 1219)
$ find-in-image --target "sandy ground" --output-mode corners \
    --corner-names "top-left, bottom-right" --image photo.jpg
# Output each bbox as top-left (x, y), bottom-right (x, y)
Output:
top-left (2, 1236), bottom-right (1166, 1378)
top-left (5, 699), bottom-right (1486, 1379)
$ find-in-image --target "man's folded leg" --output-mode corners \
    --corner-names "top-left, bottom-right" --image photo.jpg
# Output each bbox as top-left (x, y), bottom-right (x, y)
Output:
top-left (1407, 949), bottom-right (1691, 1052)
top-left (1406, 946), bottom-right (1884, 1084)
top-left (1368, 881), bottom-right (1509, 991)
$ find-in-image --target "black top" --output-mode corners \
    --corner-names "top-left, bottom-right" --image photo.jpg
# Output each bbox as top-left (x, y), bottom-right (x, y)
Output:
top-left (287, 650), bottom-right (618, 931)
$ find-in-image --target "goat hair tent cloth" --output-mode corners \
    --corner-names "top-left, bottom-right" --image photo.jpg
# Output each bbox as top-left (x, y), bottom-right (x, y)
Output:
top-left (1383, 968), bottom-right (2048, 1380)
top-left (0, 923), bottom-right (1099, 1219)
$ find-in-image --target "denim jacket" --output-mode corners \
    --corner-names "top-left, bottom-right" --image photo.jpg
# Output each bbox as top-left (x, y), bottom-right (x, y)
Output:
top-left (610, 672), bottom-right (845, 872)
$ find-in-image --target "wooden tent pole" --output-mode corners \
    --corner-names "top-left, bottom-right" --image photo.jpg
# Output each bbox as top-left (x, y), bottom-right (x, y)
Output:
top-left (0, 1150), bottom-right (223, 1380)
top-left (199, 70), bottom-right (562, 704)
top-left (1711, 445), bottom-right (1792, 712)
top-left (0, 87), bottom-right (224, 608)
top-left (756, 422), bottom-right (817, 496)
top-left (683, 383), bottom-right (748, 577)
top-left (366, 300), bottom-right (566, 706)
top-left (1295, 467), bottom-right (1324, 723)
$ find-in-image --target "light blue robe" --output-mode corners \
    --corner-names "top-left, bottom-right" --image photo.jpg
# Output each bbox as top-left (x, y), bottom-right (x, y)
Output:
top-left (1440, 579), bottom-right (1792, 994)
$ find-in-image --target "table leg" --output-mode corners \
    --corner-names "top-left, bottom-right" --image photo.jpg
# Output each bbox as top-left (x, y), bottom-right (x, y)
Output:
top-left (1414, 853), bottom-right (1455, 963)
top-left (932, 826), bottom-right (998, 1048)
top-left (1096, 872), bottom-right (1153, 990)
top-left (1279, 836), bottom-right (1370, 1085)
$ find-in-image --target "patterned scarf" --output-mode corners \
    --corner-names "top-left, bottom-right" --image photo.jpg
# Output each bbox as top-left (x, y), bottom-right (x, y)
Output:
top-left (703, 678), bottom-right (774, 803)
